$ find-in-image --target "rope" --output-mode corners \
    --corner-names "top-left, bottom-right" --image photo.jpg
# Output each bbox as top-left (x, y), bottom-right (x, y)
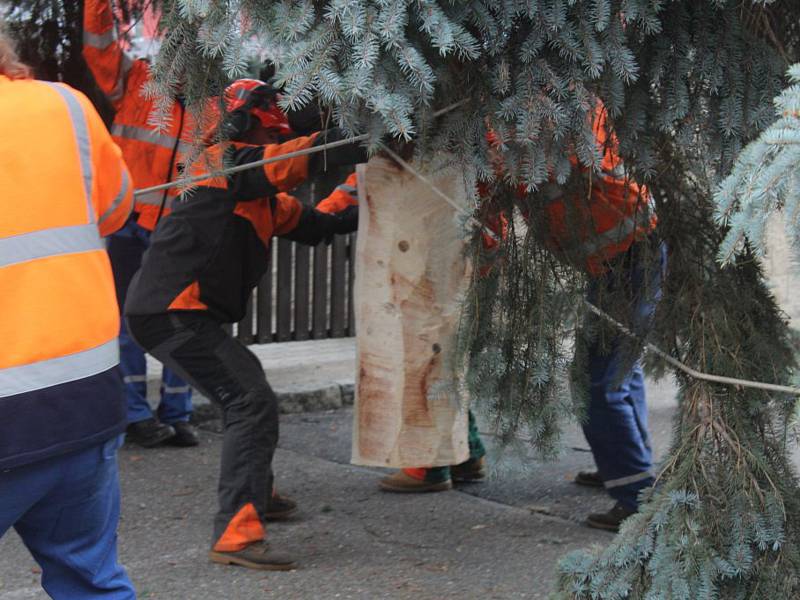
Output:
top-left (132, 101), bottom-right (472, 198)
top-left (133, 133), bottom-right (369, 198)
top-left (128, 113), bottom-right (800, 396)
top-left (582, 301), bottom-right (800, 395)
top-left (381, 151), bottom-right (800, 396)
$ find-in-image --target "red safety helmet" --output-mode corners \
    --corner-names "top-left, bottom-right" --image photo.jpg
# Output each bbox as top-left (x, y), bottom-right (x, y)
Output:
top-left (223, 78), bottom-right (292, 138)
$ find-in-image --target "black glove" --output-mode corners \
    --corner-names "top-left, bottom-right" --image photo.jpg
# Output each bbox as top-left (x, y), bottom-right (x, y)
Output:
top-left (283, 205), bottom-right (358, 246)
top-left (333, 205), bottom-right (358, 235)
top-left (309, 128), bottom-right (368, 172)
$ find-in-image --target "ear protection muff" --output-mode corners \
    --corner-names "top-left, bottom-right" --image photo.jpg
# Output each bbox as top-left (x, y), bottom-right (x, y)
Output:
top-left (224, 109), bottom-right (252, 141)
top-left (224, 84), bottom-right (281, 141)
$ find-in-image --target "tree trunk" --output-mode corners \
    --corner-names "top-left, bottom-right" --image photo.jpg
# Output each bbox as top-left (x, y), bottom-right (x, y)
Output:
top-left (351, 157), bottom-right (472, 468)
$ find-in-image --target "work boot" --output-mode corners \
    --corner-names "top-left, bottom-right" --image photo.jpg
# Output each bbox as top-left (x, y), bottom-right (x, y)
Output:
top-left (586, 502), bottom-right (636, 532)
top-left (209, 541), bottom-right (296, 571)
top-left (450, 456), bottom-right (487, 483)
top-left (266, 492), bottom-right (297, 520)
top-left (574, 470), bottom-right (604, 488)
top-left (167, 421), bottom-right (200, 447)
top-left (126, 418), bottom-right (175, 448)
top-left (379, 468), bottom-right (453, 493)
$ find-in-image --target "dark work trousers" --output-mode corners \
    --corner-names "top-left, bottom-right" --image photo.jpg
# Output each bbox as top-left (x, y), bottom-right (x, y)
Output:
top-left (126, 312), bottom-right (278, 545)
top-left (583, 240), bottom-right (668, 510)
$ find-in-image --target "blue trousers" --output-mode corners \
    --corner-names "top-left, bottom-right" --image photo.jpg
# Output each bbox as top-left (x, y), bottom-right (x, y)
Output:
top-left (108, 219), bottom-right (192, 425)
top-left (0, 437), bottom-right (135, 599)
top-left (583, 241), bottom-right (667, 510)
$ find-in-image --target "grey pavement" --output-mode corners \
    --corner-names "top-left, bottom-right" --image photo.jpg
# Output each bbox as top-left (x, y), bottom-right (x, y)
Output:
top-left (2, 337), bottom-right (797, 599)
top-left (146, 338), bottom-right (357, 418)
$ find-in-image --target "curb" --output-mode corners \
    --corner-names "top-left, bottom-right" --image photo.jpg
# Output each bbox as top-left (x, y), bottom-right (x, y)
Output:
top-left (186, 382), bottom-right (355, 424)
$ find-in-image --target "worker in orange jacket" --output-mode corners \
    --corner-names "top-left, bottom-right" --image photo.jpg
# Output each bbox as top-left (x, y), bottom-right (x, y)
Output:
top-left (83, 0), bottom-right (196, 447)
top-left (536, 108), bottom-right (665, 531)
top-left (124, 79), bottom-right (365, 570)
top-left (0, 29), bottom-right (135, 598)
top-left (484, 107), bottom-right (666, 532)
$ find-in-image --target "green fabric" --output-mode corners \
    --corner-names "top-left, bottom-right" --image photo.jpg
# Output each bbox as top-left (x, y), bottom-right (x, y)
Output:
top-left (425, 410), bottom-right (485, 482)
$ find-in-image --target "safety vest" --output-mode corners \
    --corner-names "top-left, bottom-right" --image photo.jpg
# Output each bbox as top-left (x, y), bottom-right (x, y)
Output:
top-left (483, 107), bottom-right (657, 276)
top-left (83, 0), bottom-right (196, 231)
top-left (316, 172), bottom-right (359, 213)
top-left (0, 76), bottom-right (133, 468)
top-left (541, 107), bottom-right (657, 275)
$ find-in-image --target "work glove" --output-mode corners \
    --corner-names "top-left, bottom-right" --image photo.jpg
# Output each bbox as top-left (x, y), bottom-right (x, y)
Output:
top-left (333, 205), bottom-right (359, 235)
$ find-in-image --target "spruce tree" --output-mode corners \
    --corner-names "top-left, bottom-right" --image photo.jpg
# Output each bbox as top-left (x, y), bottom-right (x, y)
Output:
top-left (15, 0), bottom-right (800, 597)
top-left (147, 2), bottom-right (800, 597)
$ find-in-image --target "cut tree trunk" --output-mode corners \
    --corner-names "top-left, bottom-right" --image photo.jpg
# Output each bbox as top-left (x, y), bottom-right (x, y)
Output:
top-left (351, 157), bottom-right (473, 468)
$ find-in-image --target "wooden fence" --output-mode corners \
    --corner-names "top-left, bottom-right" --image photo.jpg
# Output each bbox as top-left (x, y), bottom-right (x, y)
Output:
top-left (231, 233), bottom-right (357, 344)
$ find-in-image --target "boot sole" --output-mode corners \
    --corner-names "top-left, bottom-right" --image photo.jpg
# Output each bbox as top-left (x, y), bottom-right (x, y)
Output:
top-left (379, 480), bottom-right (453, 493)
top-left (585, 518), bottom-right (621, 533)
top-left (128, 429), bottom-right (175, 448)
top-left (452, 471), bottom-right (486, 483)
top-left (265, 506), bottom-right (298, 521)
top-left (574, 477), bottom-right (604, 489)
top-left (209, 551), bottom-right (296, 571)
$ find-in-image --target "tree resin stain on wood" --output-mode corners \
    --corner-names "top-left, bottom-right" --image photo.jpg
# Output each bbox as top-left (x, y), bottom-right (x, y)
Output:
top-left (351, 159), bottom-right (471, 468)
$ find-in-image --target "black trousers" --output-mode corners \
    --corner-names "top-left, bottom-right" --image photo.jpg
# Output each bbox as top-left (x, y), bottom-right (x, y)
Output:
top-left (126, 312), bottom-right (278, 545)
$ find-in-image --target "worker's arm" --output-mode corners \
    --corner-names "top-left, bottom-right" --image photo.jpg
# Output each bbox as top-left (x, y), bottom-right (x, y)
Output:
top-left (227, 129), bottom-right (367, 198)
top-left (271, 193), bottom-right (358, 246)
top-left (82, 0), bottom-right (133, 110)
top-left (73, 88), bottom-right (133, 236)
top-left (315, 171), bottom-right (359, 213)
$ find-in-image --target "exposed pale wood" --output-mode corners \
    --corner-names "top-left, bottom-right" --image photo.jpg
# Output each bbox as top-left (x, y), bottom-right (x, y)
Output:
top-left (351, 158), bottom-right (472, 468)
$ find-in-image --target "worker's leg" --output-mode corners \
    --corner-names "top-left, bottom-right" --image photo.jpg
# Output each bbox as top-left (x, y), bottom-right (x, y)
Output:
top-left (3, 438), bottom-right (135, 599)
top-left (157, 366), bottom-right (193, 425)
top-left (126, 314), bottom-right (280, 552)
top-left (466, 410), bottom-right (487, 461)
top-left (449, 410), bottom-right (488, 482)
top-left (583, 241), bottom-right (667, 511)
top-left (583, 352), bottom-right (653, 510)
top-left (380, 410), bottom-right (486, 492)
top-left (107, 221), bottom-right (153, 425)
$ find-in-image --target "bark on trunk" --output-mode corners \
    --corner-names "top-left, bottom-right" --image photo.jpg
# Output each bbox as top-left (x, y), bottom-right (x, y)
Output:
top-left (351, 157), bottom-right (472, 468)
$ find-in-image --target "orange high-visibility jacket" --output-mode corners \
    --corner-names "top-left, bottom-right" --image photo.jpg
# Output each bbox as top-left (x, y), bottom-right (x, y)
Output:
top-left (541, 106), bottom-right (657, 275)
top-left (83, 0), bottom-right (194, 231)
top-left (482, 106), bottom-right (657, 276)
top-left (316, 172), bottom-right (359, 213)
top-left (124, 130), bottom-right (365, 322)
top-left (0, 76), bottom-right (133, 469)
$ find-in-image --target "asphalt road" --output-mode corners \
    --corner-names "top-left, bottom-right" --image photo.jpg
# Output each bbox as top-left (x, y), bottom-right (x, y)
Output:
top-left (5, 374), bottom-right (797, 599)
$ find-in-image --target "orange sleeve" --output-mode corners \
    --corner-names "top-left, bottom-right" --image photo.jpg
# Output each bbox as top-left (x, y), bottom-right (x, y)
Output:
top-left (261, 133), bottom-right (319, 192)
top-left (76, 89), bottom-right (133, 235)
top-left (82, 0), bottom-right (132, 110)
top-left (316, 172), bottom-right (358, 213)
top-left (271, 193), bottom-right (304, 236)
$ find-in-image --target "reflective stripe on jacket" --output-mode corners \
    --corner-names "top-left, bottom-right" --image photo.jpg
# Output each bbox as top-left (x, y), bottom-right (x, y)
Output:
top-left (482, 105), bottom-right (657, 276)
top-left (541, 105), bottom-right (657, 276)
top-left (83, 0), bottom-right (195, 231)
top-left (316, 172), bottom-right (359, 213)
top-left (0, 76), bottom-right (133, 468)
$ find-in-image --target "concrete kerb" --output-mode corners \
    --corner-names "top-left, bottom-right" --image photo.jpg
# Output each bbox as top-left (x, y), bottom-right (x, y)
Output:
top-left (144, 337), bottom-right (359, 422)
top-left (187, 381), bottom-right (356, 423)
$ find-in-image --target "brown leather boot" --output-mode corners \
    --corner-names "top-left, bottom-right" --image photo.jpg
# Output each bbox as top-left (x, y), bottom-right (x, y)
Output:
top-left (265, 492), bottom-right (297, 521)
top-left (574, 470), bottom-right (604, 488)
top-left (586, 502), bottom-right (636, 532)
top-left (209, 541), bottom-right (296, 571)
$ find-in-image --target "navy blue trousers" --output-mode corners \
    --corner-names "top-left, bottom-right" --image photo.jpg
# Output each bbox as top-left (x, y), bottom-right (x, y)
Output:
top-left (583, 241), bottom-right (667, 510)
top-left (0, 437), bottom-right (135, 599)
top-left (108, 219), bottom-right (192, 425)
